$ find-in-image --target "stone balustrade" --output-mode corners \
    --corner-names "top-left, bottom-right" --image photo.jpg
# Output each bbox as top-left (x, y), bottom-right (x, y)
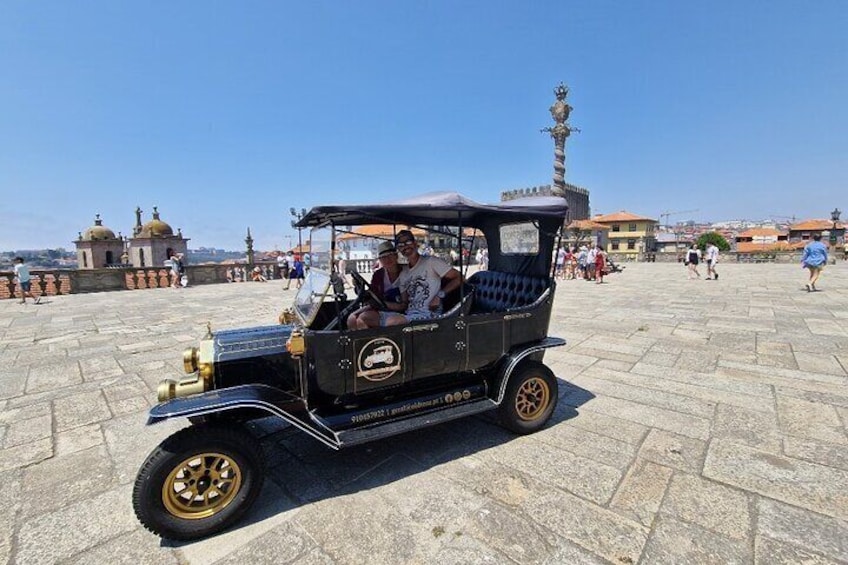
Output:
top-left (0, 270), bottom-right (72, 300)
top-left (0, 262), bottom-right (283, 300)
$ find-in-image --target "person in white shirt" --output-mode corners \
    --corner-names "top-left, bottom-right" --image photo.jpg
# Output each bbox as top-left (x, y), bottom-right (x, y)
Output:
top-left (555, 247), bottom-right (566, 279)
top-left (13, 257), bottom-right (40, 304)
top-left (586, 246), bottom-right (598, 281)
top-left (706, 243), bottom-right (719, 280)
top-left (383, 230), bottom-right (463, 325)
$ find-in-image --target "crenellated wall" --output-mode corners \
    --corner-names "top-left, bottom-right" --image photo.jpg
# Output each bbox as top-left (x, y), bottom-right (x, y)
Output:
top-left (501, 183), bottom-right (590, 222)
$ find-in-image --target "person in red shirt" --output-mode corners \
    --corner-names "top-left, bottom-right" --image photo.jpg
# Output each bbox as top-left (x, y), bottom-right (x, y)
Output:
top-left (594, 245), bottom-right (607, 284)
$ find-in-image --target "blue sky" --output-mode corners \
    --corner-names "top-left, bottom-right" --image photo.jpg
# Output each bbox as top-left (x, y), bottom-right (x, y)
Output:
top-left (1, 1), bottom-right (846, 251)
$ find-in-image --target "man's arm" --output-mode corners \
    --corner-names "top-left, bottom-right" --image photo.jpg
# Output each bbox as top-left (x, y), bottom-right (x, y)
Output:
top-left (441, 268), bottom-right (463, 295)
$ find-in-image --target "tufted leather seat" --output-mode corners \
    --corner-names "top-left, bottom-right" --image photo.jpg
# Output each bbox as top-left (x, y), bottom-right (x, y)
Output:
top-left (467, 271), bottom-right (550, 314)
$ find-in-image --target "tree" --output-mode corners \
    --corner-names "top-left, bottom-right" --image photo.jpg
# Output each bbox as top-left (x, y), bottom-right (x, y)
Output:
top-left (696, 231), bottom-right (730, 251)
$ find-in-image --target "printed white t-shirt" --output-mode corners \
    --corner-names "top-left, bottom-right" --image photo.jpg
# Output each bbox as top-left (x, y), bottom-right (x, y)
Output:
top-left (398, 255), bottom-right (451, 319)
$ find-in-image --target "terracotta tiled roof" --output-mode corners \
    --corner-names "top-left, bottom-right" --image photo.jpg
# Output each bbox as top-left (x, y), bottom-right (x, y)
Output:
top-left (735, 242), bottom-right (794, 253)
top-left (737, 228), bottom-right (786, 238)
top-left (592, 211), bottom-right (657, 223)
top-left (567, 220), bottom-right (610, 231)
top-left (737, 240), bottom-right (840, 252)
top-left (789, 219), bottom-right (845, 231)
top-left (337, 225), bottom-right (426, 240)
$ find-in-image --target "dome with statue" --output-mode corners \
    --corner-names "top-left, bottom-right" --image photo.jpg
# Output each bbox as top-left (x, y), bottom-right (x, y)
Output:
top-left (138, 207), bottom-right (175, 238)
top-left (80, 214), bottom-right (118, 241)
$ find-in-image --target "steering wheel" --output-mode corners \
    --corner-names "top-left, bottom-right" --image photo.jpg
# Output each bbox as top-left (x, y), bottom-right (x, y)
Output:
top-left (350, 271), bottom-right (388, 310)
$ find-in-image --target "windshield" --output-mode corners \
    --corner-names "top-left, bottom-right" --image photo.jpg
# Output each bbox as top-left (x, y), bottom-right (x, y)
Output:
top-left (307, 226), bottom-right (334, 271)
top-left (294, 269), bottom-right (331, 326)
top-left (293, 226), bottom-right (334, 326)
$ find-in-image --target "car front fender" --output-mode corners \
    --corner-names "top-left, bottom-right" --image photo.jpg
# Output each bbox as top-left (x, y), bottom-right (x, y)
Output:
top-left (494, 337), bottom-right (566, 404)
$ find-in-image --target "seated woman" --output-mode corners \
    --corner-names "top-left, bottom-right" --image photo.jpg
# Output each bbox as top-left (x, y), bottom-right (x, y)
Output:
top-left (347, 241), bottom-right (405, 330)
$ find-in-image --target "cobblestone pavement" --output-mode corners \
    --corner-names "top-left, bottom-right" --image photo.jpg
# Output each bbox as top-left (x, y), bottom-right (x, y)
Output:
top-left (2, 263), bottom-right (848, 564)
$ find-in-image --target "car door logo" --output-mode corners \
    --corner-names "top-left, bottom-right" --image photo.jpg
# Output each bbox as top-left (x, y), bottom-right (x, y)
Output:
top-left (357, 338), bottom-right (402, 381)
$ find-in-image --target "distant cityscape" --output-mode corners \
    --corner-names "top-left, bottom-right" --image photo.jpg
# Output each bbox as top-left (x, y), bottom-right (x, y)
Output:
top-left (0, 247), bottom-right (255, 271)
top-left (2, 212), bottom-right (841, 272)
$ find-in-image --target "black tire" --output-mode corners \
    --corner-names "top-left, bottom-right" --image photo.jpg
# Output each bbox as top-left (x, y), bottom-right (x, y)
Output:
top-left (498, 360), bottom-right (559, 435)
top-left (132, 423), bottom-right (264, 541)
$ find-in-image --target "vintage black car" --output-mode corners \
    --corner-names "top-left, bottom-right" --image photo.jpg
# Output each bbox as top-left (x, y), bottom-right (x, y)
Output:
top-left (133, 191), bottom-right (569, 540)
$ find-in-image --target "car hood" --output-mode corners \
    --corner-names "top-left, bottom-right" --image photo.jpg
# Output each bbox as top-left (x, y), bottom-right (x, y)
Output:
top-left (213, 324), bottom-right (294, 363)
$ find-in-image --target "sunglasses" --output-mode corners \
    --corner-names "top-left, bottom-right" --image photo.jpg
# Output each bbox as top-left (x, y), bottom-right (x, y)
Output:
top-left (396, 239), bottom-right (414, 247)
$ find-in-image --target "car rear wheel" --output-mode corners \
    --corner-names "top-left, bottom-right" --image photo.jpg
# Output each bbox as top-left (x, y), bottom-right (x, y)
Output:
top-left (499, 361), bottom-right (558, 435)
top-left (133, 423), bottom-right (264, 540)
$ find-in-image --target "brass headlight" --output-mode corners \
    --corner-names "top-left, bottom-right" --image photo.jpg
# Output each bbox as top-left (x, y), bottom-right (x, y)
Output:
top-left (183, 347), bottom-right (199, 374)
top-left (160, 340), bottom-right (215, 402)
top-left (286, 330), bottom-right (305, 356)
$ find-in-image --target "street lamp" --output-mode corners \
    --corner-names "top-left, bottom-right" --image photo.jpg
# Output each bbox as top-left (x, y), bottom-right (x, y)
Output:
top-left (830, 208), bottom-right (841, 246)
top-left (290, 207), bottom-right (307, 253)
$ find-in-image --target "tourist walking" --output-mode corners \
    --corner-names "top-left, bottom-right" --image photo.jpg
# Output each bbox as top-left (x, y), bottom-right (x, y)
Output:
top-left (555, 247), bottom-right (566, 279)
top-left (686, 244), bottom-right (701, 279)
top-left (801, 234), bottom-right (828, 292)
top-left (594, 245), bottom-right (607, 284)
top-left (479, 248), bottom-right (489, 271)
top-left (13, 257), bottom-right (40, 304)
top-left (564, 248), bottom-right (576, 280)
top-left (577, 246), bottom-right (588, 279)
top-left (705, 243), bottom-right (719, 280)
top-left (586, 245), bottom-right (598, 281)
top-left (285, 254), bottom-right (305, 290)
top-left (168, 251), bottom-right (185, 288)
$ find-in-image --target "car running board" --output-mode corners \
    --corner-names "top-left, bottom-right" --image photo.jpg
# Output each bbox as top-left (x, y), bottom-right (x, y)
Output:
top-left (311, 397), bottom-right (498, 448)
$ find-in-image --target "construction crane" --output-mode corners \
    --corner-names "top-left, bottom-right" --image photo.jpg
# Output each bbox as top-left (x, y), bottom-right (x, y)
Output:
top-left (659, 209), bottom-right (700, 229)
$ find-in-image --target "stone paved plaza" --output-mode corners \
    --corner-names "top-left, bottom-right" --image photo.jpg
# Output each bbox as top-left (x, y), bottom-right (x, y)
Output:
top-left (1, 263), bottom-right (847, 564)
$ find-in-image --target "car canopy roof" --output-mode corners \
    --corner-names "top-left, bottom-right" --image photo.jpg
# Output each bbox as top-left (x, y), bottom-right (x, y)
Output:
top-left (296, 191), bottom-right (568, 229)
top-left (297, 191), bottom-right (568, 277)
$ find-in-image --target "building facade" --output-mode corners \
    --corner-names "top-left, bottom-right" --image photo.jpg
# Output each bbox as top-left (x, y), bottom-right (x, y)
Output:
top-left (74, 215), bottom-right (124, 269)
top-left (788, 219), bottom-right (844, 247)
top-left (592, 211), bottom-right (658, 257)
top-left (74, 207), bottom-right (189, 269)
top-left (129, 207), bottom-right (189, 268)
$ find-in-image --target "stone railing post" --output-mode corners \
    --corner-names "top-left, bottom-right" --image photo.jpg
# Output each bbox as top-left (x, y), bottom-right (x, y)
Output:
top-left (2, 273), bottom-right (16, 300)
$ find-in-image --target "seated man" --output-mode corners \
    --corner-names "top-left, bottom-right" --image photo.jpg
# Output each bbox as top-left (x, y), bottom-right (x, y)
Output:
top-left (381, 230), bottom-right (463, 326)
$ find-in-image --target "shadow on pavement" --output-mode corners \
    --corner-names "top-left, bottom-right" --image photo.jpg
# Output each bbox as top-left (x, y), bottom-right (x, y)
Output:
top-left (163, 378), bottom-right (595, 547)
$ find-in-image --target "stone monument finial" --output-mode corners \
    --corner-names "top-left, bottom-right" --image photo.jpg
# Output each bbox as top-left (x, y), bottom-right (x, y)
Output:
top-left (540, 82), bottom-right (579, 198)
top-left (134, 206), bottom-right (143, 236)
top-left (245, 227), bottom-right (255, 267)
top-left (94, 213), bottom-right (102, 225)
top-left (554, 82), bottom-right (568, 101)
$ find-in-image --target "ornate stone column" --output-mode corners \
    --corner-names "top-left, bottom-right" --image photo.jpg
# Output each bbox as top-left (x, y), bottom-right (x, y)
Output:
top-left (541, 83), bottom-right (579, 198)
top-left (245, 228), bottom-right (255, 268)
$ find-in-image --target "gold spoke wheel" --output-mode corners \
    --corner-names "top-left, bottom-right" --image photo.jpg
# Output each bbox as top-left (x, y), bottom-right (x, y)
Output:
top-left (162, 452), bottom-right (242, 520)
top-left (514, 376), bottom-right (550, 421)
